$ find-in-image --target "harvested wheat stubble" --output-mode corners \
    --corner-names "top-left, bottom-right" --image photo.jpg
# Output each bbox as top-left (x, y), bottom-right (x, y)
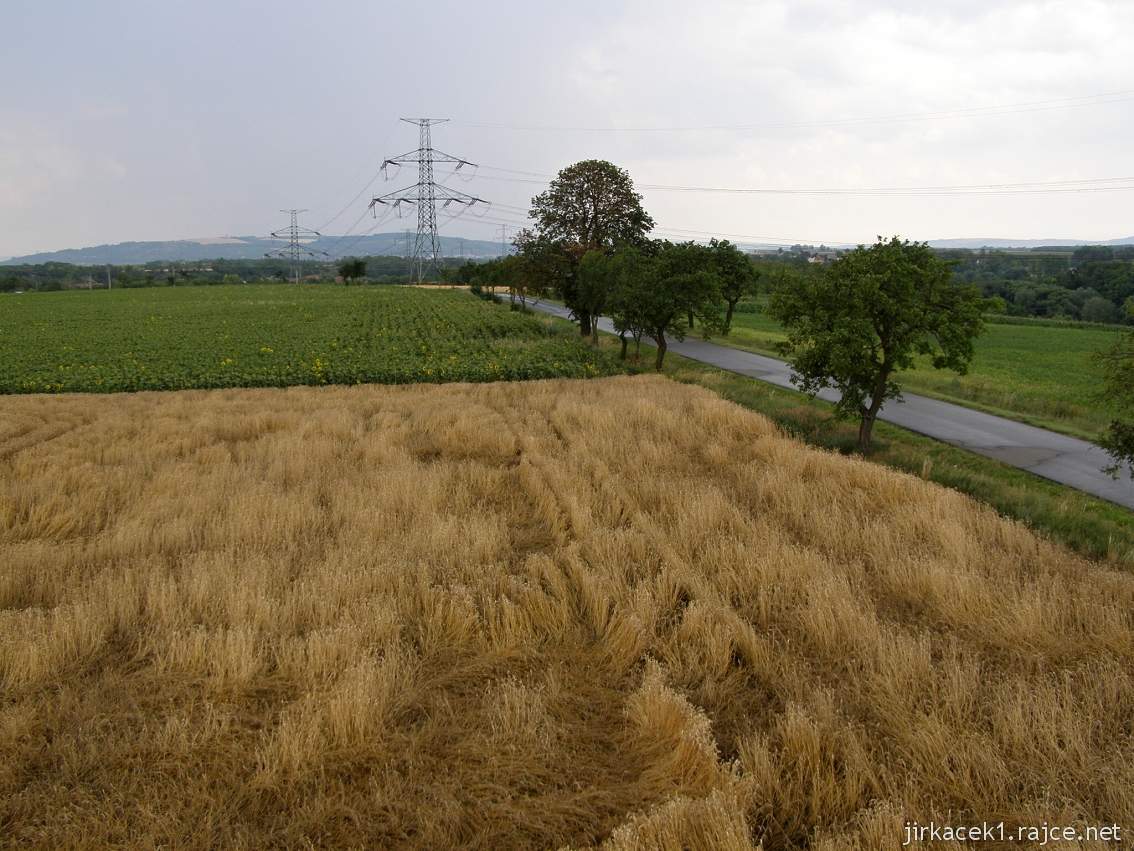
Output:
top-left (1, 375), bottom-right (1131, 849)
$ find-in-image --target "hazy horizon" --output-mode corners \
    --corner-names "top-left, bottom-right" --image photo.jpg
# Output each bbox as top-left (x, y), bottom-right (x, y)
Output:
top-left (3, 0), bottom-right (1133, 258)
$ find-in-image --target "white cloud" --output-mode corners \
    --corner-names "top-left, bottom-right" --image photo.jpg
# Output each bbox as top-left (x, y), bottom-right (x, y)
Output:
top-left (531, 0), bottom-right (1134, 243)
top-left (1, 0), bottom-right (1132, 255)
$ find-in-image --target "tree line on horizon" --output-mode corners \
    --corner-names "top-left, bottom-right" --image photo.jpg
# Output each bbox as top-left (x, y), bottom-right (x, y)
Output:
top-left (7, 240), bottom-right (1134, 330)
top-left (0, 256), bottom-right (443, 291)
top-left (942, 244), bottom-right (1134, 324)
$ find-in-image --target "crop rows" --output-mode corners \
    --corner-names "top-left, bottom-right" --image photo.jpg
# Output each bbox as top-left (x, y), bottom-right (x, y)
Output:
top-left (0, 285), bottom-right (623, 393)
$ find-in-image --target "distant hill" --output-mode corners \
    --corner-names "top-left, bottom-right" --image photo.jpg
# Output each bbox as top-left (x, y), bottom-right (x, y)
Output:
top-left (7, 233), bottom-right (1134, 266)
top-left (0, 234), bottom-right (506, 266)
top-left (927, 236), bottom-right (1134, 249)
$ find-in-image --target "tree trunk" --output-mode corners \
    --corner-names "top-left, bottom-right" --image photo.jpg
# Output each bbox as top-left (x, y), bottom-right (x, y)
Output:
top-left (591, 324), bottom-right (599, 346)
top-left (654, 335), bottom-right (667, 371)
top-left (724, 300), bottom-right (736, 335)
top-left (857, 415), bottom-right (876, 453)
top-left (634, 335), bottom-right (642, 360)
top-left (579, 311), bottom-right (592, 337)
top-left (858, 368), bottom-right (890, 452)
top-left (687, 309), bottom-right (695, 328)
top-left (619, 332), bottom-right (628, 360)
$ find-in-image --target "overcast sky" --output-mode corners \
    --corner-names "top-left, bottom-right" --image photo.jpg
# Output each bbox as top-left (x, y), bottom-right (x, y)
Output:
top-left (2, 0), bottom-right (1132, 257)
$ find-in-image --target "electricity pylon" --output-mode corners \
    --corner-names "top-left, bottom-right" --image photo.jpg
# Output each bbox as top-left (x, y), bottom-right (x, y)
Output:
top-left (370, 118), bottom-right (484, 283)
top-left (266, 209), bottom-right (328, 284)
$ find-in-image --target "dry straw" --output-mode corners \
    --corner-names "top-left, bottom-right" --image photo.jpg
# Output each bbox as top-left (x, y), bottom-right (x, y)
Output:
top-left (1, 375), bottom-right (1131, 848)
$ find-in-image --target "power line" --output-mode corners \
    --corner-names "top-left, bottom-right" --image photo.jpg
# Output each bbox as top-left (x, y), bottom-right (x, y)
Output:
top-left (638, 181), bottom-right (1134, 197)
top-left (313, 125), bottom-right (475, 266)
top-left (316, 165), bottom-right (386, 232)
top-left (369, 118), bottom-right (486, 282)
top-left (426, 197), bottom-right (856, 249)
top-left (651, 225), bottom-right (848, 246)
top-left (452, 88), bottom-right (1134, 133)
top-left (436, 199), bottom-right (485, 231)
top-left (310, 128), bottom-right (396, 232)
top-left (326, 207), bottom-right (398, 260)
top-left (441, 208), bottom-right (846, 247)
top-left (432, 196), bottom-right (854, 248)
top-left (447, 165), bottom-right (1134, 197)
top-left (322, 206), bottom-right (375, 258)
top-left (427, 161), bottom-right (1134, 251)
top-left (326, 188), bottom-right (500, 263)
top-left (475, 200), bottom-right (531, 215)
top-left (427, 170), bottom-right (1109, 247)
top-left (448, 213), bottom-right (531, 229)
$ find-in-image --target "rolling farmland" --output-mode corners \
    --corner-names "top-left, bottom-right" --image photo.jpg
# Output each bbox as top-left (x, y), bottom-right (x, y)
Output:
top-left (0, 285), bottom-right (622, 394)
top-left (2, 376), bottom-right (1132, 848)
top-left (9, 3), bottom-right (1134, 848)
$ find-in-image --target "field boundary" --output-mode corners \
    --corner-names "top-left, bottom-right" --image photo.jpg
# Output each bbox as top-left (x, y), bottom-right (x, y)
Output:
top-left (528, 300), bottom-right (1134, 511)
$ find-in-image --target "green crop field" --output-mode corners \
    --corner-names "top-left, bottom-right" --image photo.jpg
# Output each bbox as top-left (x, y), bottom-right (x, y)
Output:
top-left (0, 285), bottom-right (624, 394)
top-left (725, 309), bottom-right (1120, 440)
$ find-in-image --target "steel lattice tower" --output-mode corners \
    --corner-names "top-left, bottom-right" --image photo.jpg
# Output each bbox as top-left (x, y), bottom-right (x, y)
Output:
top-left (267, 209), bottom-right (331, 287)
top-left (371, 118), bottom-right (484, 283)
top-left (266, 209), bottom-right (328, 284)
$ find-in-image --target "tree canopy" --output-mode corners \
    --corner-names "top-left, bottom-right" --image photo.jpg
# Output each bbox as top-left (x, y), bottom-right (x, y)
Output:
top-left (603, 241), bottom-right (722, 370)
top-left (576, 249), bottom-right (622, 345)
top-left (709, 238), bottom-right (758, 334)
top-left (525, 160), bottom-right (654, 336)
top-left (1097, 318), bottom-right (1134, 475)
top-left (769, 236), bottom-right (987, 451)
top-left (337, 258), bottom-right (367, 284)
top-left (529, 159), bottom-right (655, 254)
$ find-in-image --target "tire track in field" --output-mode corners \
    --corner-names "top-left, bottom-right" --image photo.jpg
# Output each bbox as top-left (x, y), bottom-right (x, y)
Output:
top-left (0, 409), bottom-right (90, 462)
top-left (487, 387), bottom-right (580, 558)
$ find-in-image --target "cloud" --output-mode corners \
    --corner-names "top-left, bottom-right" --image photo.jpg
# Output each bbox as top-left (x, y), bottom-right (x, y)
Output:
top-left (1, 0), bottom-right (1132, 255)
top-left (530, 0), bottom-right (1134, 242)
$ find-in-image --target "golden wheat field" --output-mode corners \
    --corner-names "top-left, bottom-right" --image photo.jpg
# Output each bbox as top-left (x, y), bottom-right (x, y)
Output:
top-left (1, 375), bottom-right (1132, 849)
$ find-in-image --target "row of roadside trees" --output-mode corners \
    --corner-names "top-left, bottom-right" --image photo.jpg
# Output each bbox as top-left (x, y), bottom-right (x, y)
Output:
top-left (472, 159), bottom-right (991, 453)
top-left (462, 163), bottom-right (760, 369)
top-left (577, 238), bottom-right (756, 367)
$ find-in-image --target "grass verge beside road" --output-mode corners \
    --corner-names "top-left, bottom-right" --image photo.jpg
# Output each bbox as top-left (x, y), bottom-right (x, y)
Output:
top-left (563, 319), bottom-right (1134, 566)
top-left (724, 310), bottom-right (1118, 441)
top-left (669, 351), bottom-right (1134, 565)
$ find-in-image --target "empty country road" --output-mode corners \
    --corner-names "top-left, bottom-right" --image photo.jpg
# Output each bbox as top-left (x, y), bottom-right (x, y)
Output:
top-left (530, 301), bottom-right (1134, 510)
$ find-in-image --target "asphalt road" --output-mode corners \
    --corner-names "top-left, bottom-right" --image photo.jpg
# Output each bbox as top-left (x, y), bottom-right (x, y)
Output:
top-left (530, 300), bottom-right (1134, 510)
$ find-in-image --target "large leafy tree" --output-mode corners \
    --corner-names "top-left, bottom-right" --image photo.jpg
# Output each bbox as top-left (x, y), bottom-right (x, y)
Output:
top-left (576, 249), bottom-right (623, 345)
top-left (769, 236), bottom-right (987, 452)
top-left (463, 258), bottom-right (500, 293)
top-left (605, 248), bottom-right (651, 361)
top-left (526, 160), bottom-right (654, 336)
top-left (498, 253), bottom-right (545, 309)
top-left (709, 238), bottom-right (758, 334)
top-left (1097, 322), bottom-right (1134, 475)
top-left (513, 228), bottom-right (571, 303)
top-left (337, 257), bottom-right (367, 285)
top-left (627, 240), bottom-right (722, 371)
